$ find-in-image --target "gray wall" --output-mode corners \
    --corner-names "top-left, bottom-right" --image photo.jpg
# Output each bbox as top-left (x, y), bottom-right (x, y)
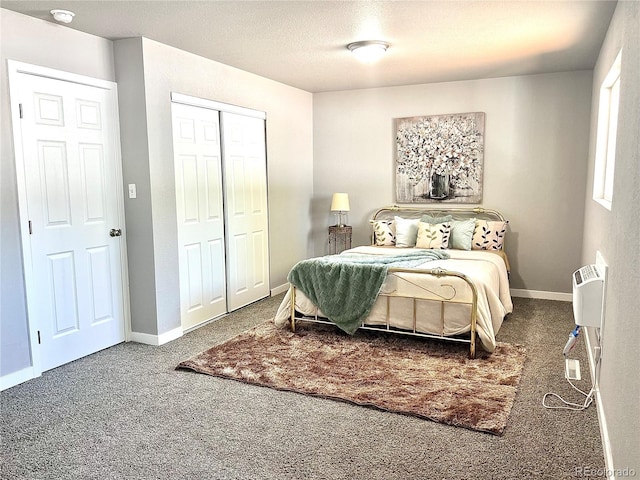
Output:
top-left (312, 71), bottom-right (593, 293)
top-left (581, 1), bottom-right (640, 471)
top-left (0, 9), bottom-right (116, 376)
top-left (1, 10), bottom-right (313, 377)
top-left (113, 38), bottom-right (157, 336)
top-left (115, 38), bottom-right (314, 336)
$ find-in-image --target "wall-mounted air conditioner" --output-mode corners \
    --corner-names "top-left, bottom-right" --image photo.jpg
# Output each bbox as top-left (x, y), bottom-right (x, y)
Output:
top-left (572, 265), bottom-right (604, 328)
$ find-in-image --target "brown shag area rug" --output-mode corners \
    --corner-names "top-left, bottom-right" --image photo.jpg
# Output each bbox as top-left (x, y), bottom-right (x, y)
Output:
top-left (177, 322), bottom-right (526, 435)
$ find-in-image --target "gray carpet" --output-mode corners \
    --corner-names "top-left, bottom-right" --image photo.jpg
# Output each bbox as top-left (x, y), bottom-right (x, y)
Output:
top-left (1, 296), bottom-right (604, 480)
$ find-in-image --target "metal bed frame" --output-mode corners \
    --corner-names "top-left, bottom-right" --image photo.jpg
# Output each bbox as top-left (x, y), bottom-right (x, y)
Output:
top-left (288, 205), bottom-right (507, 359)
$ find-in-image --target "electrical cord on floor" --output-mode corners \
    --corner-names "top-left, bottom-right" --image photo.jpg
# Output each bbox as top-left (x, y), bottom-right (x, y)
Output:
top-left (542, 327), bottom-right (600, 411)
top-left (542, 377), bottom-right (595, 411)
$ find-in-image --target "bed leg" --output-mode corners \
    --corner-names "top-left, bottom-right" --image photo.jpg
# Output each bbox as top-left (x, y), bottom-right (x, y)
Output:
top-left (469, 318), bottom-right (477, 358)
top-left (290, 286), bottom-right (296, 333)
top-left (469, 281), bottom-right (478, 359)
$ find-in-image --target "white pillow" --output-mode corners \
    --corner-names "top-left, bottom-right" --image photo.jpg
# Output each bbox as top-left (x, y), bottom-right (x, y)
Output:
top-left (394, 216), bottom-right (420, 247)
top-left (449, 218), bottom-right (476, 250)
top-left (416, 222), bottom-right (451, 249)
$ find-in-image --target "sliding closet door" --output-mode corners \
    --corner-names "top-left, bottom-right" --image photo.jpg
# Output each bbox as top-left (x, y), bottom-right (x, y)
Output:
top-left (221, 112), bottom-right (270, 311)
top-left (171, 103), bottom-right (227, 330)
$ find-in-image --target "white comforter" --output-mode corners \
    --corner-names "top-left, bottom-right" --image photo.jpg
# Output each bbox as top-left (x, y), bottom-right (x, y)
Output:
top-left (274, 246), bottom-right (513, 352)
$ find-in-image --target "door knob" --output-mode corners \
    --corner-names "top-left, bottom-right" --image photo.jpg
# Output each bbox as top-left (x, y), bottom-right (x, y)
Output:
top-left (109, 228), bottom-right (122, 237)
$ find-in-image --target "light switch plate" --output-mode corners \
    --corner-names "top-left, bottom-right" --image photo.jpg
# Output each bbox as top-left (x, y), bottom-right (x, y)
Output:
top-left (128, 183), bottom-right (137, 199)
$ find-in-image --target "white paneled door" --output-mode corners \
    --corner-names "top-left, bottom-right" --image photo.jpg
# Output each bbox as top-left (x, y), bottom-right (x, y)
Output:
top-left (171, 96), bottom-right (270, 327)
top-left (171, 103), bottom-right (227, 330)
top-left (10, 64), bottom-right (126, 372)
top-left (221, 111), bottom-right (270, 312)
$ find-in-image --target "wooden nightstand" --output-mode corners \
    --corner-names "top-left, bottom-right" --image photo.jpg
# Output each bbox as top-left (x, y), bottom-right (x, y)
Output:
top-left (328, 225), bottom-right (352, 254)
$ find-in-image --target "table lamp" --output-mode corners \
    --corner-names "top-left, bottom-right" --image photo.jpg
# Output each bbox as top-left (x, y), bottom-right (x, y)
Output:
top-left (330, 193), bottom-right (350, 227)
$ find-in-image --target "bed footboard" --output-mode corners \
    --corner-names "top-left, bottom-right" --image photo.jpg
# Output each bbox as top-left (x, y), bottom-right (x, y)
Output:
top-left (289, 267), bottom-right (479, 358)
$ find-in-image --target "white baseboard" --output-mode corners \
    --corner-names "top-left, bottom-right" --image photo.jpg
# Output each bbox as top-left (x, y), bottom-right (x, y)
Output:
top-left (584, 328), bottom-right (616, 479)
top-left (271, 283), bottom-right (289, 296)
top-left (0, 366), bottom-right (37, 392)
top-left (593, 389), bottom-right (617, 479)
top-left (510, 288), bottom-right (572, 302)
top-left (129, 326), bottom-right (183, 346)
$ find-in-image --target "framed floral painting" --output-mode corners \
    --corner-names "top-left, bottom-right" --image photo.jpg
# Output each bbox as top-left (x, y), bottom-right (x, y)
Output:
top-left (395, 112), bottom-right (485, 203)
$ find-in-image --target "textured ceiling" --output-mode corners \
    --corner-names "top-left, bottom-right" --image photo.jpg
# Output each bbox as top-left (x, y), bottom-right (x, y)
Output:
top-left (1, 0), bottom-right (617, 93)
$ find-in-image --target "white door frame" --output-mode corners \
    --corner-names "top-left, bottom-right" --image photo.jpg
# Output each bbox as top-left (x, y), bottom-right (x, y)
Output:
top-left (7, 60), bottom-right (131, 379)
top-left (170, 92), bottom-right (266, 121)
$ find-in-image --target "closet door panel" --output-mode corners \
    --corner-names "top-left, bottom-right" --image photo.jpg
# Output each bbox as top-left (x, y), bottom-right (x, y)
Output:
top-left (172, 103), bottom-right (227, 330)
top-left (222, 112), bottom-right (269, 311)
top-left (229, 233), bottom-right (249, 296)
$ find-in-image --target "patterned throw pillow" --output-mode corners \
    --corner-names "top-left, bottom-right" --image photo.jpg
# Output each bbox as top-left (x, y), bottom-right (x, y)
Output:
top-left (394, 216), bottom-right (420, 247)
top-left (416, 222), bottom-right (451, 249)
top-left (472, 220), bottom-right (509, 250)
top-left (369, 219), bottom-right (396, 246)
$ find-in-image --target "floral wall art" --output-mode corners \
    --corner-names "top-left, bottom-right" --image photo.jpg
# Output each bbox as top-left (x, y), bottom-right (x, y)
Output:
top-left (395, 112), bottom-right (485, 203)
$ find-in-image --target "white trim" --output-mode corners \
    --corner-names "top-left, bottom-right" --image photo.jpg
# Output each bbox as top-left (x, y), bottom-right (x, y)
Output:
top-left (594, 394), bottom-right (616, 480)
top-left (510, 289), bottom-right (572, 302)
top-left (6, 60), bottom-right (131, 375)
top-left (584, 328), bottom-right (615, 478)
top-left (0, 367), bottom-right (39, 392)
top-left (156, 327), bottom-right (183, 345)
top-left (594, 197), bottom-right (613, 211)
top-left (8, 60), bottom-right (115, 90)
top-left (270, 283), bottom-right (290, 296)
top-left (7, 60), bottom-right (42, 378)
top-left (110, 83), bottom-right (133, 343)
top-left (128, 332), bottom-right (158, 346)
top-left (170, 92), bottom-right (266, 120)
top-left (129, 327), bottom-right (183, 346)
top-left (592, 49), bottom-right (622, 210)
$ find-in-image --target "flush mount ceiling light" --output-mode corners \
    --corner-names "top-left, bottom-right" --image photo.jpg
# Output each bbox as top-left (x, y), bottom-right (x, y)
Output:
top-left (347, 40), bottom-right (390, 64)
top-left (50, 9), bottom-right (75, 24)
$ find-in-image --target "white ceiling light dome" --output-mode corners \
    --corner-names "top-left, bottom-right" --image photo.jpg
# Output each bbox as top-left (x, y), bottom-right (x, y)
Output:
top-left (50, 9), bottom-right (75, 24)
top-left (347, 40), bottom-right (390, 64)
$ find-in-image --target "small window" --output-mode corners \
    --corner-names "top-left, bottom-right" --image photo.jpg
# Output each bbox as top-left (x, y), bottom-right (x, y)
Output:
top-left (593, 50), bottom-right (622, 210)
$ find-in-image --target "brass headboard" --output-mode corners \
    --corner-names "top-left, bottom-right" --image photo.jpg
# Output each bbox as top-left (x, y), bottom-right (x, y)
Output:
top-left (371, 205), bottom-right (505, 222)
top-left (369, 205), bottom-right (509, 272)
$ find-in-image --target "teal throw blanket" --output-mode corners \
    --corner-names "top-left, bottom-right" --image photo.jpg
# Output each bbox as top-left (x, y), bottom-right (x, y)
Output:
top-left (287, 250), bottom-right (449, 335)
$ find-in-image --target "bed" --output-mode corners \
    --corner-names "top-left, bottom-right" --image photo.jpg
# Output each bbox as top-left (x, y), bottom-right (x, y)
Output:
top-left (274, 206), bottom-right (513, 357)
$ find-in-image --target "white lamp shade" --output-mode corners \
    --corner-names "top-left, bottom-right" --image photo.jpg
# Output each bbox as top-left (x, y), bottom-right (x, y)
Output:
top-left (330, 193), bottom-right (350, 212)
